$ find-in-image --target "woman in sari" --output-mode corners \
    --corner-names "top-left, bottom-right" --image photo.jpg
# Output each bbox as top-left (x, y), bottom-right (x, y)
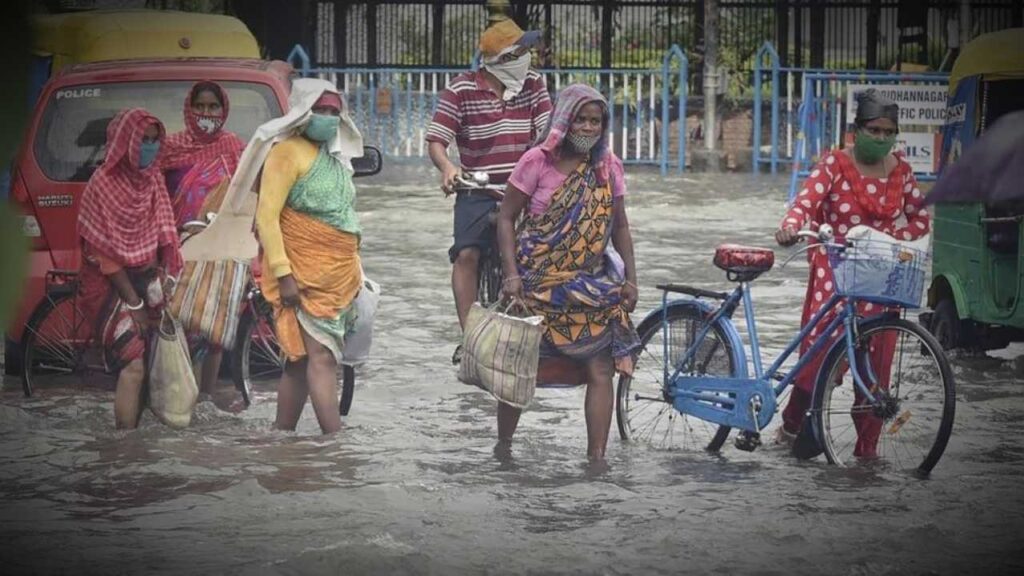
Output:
top-left (775, 89), bottom-right (930, 458)
top-left (161, 81), bottom-right (246, 406)
top-left (77, 108), bottom-right (183, 429)
top-left (497, 83), bottom-right (640, 461)
top-left (254, 81), bottom-right (364, 435)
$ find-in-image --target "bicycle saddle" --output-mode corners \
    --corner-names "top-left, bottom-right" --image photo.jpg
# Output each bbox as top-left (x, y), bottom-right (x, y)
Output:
top-left (713, 244), bottom-right (775, 282)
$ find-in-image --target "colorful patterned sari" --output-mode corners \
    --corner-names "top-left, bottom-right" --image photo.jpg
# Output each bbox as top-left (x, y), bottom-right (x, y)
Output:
top-left (516, 161), bottom-right (638, 370)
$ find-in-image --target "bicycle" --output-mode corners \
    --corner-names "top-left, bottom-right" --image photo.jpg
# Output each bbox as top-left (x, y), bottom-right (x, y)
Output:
top-left (452, 171), bottom-right (506, 307)
top-left (616, 224), bottom-right (956, 475)
top-left (21, 227), bottom-right (356, 417)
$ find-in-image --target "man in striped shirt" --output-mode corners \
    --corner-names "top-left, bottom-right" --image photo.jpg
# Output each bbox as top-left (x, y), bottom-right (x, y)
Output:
top-left (426, 19), bottom-right (553, 348)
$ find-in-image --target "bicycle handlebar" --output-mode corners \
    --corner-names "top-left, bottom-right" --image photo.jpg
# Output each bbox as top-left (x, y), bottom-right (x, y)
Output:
top-left (453, 172), bottom-right (505, 200)
top-left (796, 223), bottom-right (834, 244)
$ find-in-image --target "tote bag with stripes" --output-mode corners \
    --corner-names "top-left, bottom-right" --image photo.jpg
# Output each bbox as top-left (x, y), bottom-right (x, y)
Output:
top-left (169, 259), bottom-right (249, 350)
top-left (458, 302), bottom-right (544, 408)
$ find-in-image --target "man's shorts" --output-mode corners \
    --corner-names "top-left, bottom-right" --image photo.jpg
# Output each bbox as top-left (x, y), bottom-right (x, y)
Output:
top-left (449, 192), bottom-right (498, 263)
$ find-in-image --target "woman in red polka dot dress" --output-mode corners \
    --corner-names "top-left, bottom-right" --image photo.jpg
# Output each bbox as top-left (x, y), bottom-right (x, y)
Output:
top-left (774, 89), bottom-right (931, 458)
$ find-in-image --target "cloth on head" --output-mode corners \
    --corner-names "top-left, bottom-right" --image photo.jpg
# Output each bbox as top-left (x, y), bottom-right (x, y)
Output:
top-left (161, 81), bottom-right (245, 173)
top-left (181, 78), bottom-right (363, 262)
top-left (479, 18), bottom-right (540, 58)
top-left (77, 108), bottom-right (182, 276)
top-left (313, 91), bottom-right (343, 111)
top-left (536, 83), bottom-right (613, 184)
top-left (855, 88), bottom-right (899, 128)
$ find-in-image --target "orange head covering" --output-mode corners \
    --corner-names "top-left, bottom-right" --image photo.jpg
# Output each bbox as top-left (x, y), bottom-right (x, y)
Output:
top-left (479, 18), bottom-right (541, 59)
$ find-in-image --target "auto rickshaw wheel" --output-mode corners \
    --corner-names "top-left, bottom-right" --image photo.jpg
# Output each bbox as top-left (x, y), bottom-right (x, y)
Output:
top-left (931, 299), bottom-right (962, 351)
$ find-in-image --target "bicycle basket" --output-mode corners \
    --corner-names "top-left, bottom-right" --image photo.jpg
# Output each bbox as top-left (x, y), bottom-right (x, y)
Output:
top-left (827, 238), bottom-right (929, 308)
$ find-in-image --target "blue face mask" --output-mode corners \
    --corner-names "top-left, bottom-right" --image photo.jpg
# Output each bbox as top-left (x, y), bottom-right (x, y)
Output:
top-left (303, 114), bottom-right (340, 142)
top-left (139, 141), bottom-right (160, 168)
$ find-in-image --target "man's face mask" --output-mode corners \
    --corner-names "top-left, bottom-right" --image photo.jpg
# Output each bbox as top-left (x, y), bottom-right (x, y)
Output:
top-left (484, 48), bottom-right (532, 101)
top-left (139, 141), bottom-right (160, 168)
top-left (304, 113), bottom-right (340, 142)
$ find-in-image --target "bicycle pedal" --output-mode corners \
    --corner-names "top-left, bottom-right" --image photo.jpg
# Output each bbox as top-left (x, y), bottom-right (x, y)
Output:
top-left (734, 431), bottom-right (762, 452)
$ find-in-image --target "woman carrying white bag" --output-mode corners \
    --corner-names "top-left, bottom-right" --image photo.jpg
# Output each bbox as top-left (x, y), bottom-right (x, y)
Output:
top-left (76, 108), bottom-right (198, 429)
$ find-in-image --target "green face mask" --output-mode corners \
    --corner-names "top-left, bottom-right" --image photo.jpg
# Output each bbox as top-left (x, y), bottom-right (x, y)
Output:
top-left (303, 113), bottom-right (340, 142)
top-left (853, 130), bottom-right (896, 164)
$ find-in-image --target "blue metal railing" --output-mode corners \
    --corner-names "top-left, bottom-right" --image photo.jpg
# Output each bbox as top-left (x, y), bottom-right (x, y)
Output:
top-left (661, 44), bottom-right (688, 176)
top-left (290, 44), bottom-right (691, 173)
top-left (752, 41), bottom-right (780, 175)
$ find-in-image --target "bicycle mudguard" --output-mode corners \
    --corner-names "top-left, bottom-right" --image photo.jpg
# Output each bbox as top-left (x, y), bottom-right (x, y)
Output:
top-left (635, 298), bottom-right (749, 379)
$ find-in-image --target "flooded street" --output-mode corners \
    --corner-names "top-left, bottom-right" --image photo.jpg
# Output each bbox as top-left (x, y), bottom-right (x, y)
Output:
top-left (2, 165), bottom-right (1023, 575)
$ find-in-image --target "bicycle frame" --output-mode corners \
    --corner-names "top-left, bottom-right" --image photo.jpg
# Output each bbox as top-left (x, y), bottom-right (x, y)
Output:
top-left (663, 283), bottom-right (885, 433)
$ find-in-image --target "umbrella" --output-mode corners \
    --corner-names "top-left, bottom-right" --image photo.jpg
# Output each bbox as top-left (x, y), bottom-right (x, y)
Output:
top-left (925, 110), bottom-right (1024, 206)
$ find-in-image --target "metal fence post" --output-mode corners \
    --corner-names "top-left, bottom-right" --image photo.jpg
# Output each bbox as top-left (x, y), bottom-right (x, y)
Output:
top-left (753, 41), bottom-right (780, 175)
top-left (661, 45), bottom-right (688, 175)
top-left (288, 44), bottom-right (312, 77)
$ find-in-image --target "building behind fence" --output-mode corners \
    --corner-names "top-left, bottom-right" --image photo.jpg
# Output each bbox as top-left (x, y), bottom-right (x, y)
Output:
top-left (314, 0), bottom-right (1022, 97)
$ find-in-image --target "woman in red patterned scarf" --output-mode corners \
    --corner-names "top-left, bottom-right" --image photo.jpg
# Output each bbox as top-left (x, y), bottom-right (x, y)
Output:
top-left (160, 81), bottom-right (246, 407)
top-left (774, 89), bottom-right (931, 458)
top-left (78, 108), bottom-right (183, 429)
top-left (162, 81), bottom-right (245, 224)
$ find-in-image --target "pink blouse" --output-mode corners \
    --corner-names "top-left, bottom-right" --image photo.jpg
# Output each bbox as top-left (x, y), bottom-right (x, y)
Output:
top-left (508, 148), bottom-right (627, 216)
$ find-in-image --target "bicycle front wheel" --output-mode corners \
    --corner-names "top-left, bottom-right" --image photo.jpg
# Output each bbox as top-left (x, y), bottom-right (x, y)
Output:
top-left (814, 317), bottom-right (955, 475)
top-left (231, 306), bottom-right (283, 406)
top-left (477, 249), bottom-right (503, 306)
top-left (617, 303), bottom-right (735, 452)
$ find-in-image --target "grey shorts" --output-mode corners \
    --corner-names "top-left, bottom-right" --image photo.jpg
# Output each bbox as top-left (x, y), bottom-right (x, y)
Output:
top-left (449, 192), bottom-right (498, 263)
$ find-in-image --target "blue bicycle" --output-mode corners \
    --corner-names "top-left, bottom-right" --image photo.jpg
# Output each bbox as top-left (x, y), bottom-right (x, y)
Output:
top-left (616, 225), bottom-right (956, 475)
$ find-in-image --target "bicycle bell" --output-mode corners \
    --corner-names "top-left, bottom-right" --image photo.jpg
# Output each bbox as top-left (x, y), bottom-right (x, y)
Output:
top-left (818, 223), bottom-right (834, 242)
top-left (470, 171), bottom-right (490, 186)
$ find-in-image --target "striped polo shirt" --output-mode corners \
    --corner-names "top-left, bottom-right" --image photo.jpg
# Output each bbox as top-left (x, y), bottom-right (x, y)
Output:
top-left (426, 69), bottom-right (552, 185)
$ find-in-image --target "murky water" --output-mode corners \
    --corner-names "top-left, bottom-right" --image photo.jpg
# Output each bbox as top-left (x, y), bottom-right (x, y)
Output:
top-left (2, 165), bottom-right (1023, 575)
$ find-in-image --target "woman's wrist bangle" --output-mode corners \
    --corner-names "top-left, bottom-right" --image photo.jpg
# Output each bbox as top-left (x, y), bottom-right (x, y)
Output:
top-left (502, 275), bottom-right (521, 284)
top-left (125, 298), bottom-right (145, 311)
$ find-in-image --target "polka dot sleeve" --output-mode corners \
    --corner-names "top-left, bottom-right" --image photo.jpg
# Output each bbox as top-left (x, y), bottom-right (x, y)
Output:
top-left (891, 162), bottom-right (931, 241)
top-left (780, 154), bottom-right (834, 230)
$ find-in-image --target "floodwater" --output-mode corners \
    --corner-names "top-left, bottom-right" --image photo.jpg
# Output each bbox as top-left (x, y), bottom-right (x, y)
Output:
top-left (2, 165), bottom-right (1023, 575)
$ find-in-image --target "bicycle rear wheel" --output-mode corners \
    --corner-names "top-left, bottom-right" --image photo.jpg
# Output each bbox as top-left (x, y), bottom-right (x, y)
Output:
top-left (617, 303), bottom-right (734, 452)
top-left (21, 291), bottom-right (96, 396)
top-left (813, 317), bottom-right (955, 475)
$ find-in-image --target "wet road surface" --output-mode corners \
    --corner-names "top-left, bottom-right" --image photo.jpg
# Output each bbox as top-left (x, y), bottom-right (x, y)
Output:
top-left (2, 164), bottom-right (1023, 575)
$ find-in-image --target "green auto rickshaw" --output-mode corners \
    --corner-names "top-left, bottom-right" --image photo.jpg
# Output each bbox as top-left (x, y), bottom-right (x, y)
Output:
top-left (924, 28), bottom-right (1024, 351)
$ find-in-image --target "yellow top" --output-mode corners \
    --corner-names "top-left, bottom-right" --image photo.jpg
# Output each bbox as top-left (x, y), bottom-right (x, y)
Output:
top-left (255, 136), bottom-right (320, 279)
top-left (949, 27), bottom-right (1024, 93)
top-left (32, 9), bottom-right (260, 71)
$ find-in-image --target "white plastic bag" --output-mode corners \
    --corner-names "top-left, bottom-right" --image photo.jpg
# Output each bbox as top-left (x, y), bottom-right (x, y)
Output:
top-left (147, 312), bottom-right (199, 428)
top-left (341, 275), bottom-right (381, 366)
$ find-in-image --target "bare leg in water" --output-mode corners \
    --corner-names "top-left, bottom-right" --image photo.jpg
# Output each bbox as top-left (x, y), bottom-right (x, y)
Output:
top-left (273, 326), bottom-right (342, 434)
top-left (300, 329), bottom-right (341, 434)
top-left (452, 247), bottom-right (480, 330)
top-left (114, 358), bottom-right (146, 429)
top-left (275, 357), bottom-right (308, 430)
top-left (584, 354), bottom-right (615, 461)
